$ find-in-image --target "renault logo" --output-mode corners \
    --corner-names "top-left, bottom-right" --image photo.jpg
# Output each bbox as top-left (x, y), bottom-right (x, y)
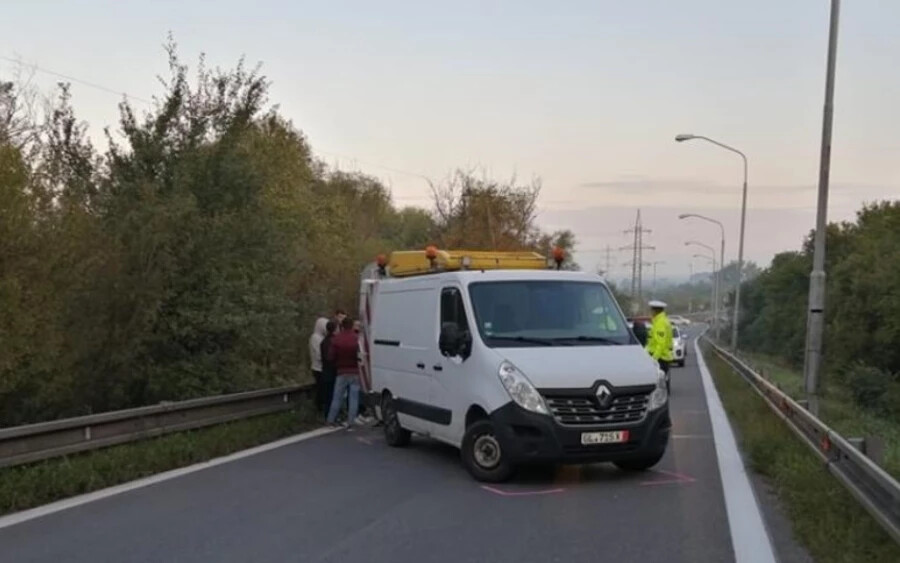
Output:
top-left (596, 384), bottom-right (612, 407)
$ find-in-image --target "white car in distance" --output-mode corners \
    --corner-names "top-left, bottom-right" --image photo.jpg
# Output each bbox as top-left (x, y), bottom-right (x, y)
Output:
top-left (671, 326), bottom-right (687, 367)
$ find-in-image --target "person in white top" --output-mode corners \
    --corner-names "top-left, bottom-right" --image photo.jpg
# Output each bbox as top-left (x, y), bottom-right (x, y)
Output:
top-left (309, 317), bottom-right (329, 414)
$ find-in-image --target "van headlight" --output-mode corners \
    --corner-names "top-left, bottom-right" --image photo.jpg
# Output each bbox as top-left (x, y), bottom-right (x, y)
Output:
top-left (648, 368), bottom-right (668, 410)
top-left (498, 361), bottom-right (549, 415)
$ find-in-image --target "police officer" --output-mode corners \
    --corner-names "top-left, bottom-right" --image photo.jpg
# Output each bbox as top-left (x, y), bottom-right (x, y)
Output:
top-left (646, 300), bottom-right (674, 392)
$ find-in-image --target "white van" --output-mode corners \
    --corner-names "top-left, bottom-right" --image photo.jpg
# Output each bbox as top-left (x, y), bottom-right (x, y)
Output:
top-left (359, 251), bottom-right (670, 482)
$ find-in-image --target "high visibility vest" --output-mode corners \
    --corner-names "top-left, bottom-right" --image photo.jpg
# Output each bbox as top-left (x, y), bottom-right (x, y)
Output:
top-left (646, 312), bottom-right (674, 362)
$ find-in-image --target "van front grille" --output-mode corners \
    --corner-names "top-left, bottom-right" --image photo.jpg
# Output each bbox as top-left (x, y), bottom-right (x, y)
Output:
top-left (543, 392), bottom-right (650, 426)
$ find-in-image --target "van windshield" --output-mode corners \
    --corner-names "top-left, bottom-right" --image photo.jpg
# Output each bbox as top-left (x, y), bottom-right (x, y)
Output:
top-left (468, 281), bottom-right (635, 347)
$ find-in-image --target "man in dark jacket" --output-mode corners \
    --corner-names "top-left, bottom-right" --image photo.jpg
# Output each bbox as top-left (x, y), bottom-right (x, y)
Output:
top-left (326, 317), bottom-right (361, 428)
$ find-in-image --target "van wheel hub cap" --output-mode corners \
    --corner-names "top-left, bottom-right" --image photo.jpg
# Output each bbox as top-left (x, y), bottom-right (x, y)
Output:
top-left (473, 434), bottom-right (501, 469)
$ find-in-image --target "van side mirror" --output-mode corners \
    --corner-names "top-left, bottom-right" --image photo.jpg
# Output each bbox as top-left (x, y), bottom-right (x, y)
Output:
top-left (440, 323), bottom-right (471, 359)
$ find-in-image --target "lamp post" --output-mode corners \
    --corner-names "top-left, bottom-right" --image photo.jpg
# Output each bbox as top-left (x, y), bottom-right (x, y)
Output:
top-left (692, 254), bottom-right (717, 319)
top-left (676, 134), bottom-right (748, 350)
top-left (679, 213), bottom-right (726, 341)
top-left (804, 0), bottom-right (841, 416)
top-left (687, 241), bottom-right (718, 329)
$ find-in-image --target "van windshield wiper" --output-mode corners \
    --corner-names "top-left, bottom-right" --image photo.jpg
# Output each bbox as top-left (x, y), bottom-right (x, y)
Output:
top-left (487, 335), bottom-right (564, 346)
top-left (551, 335), bottom-right (621, 345)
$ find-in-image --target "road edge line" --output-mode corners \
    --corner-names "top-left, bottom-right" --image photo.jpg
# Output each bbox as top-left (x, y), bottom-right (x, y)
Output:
top-left (0, 425), bottom-right (339, 530)
top-left (694, 336), bottom-right (778, 563)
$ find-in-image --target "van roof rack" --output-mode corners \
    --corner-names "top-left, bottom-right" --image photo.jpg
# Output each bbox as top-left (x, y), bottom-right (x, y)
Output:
top-left (384, 247), bottom-right (551, 278)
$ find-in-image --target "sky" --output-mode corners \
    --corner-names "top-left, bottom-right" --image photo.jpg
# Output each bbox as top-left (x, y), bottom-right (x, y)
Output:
top-left (2, 0), bottom-right (899, 280)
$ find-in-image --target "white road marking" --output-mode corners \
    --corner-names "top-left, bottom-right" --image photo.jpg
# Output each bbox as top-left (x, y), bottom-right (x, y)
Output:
top-left (695, 338), bottom-right (777, 563)
top-left (0, 426), bottom-right (339, 531)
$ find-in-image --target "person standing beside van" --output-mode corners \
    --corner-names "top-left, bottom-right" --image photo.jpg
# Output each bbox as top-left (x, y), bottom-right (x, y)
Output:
top-left (326, 317), bottom-right (362, 428)
top-left (319, 320), bottom-right (337, 415)
top-left (646, 300), bottom-right (673, 390)
top-left (309, 318), bottom-right (329, 415)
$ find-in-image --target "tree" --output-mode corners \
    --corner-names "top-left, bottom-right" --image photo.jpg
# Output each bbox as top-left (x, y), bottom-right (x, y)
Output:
top-left (0, 42), bottom-right (582, 426)
top-left (430, 169), bottom-right (577, 266)
top-left (737, 201), bottom-right (900, 413)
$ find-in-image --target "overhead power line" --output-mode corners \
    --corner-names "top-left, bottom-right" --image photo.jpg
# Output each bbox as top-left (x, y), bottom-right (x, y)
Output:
top-left (1, 55), bottom-right (153, 105)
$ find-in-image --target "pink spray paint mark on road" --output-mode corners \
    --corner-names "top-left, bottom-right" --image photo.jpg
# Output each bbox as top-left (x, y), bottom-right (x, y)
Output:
top-left (639, 468), bottom-right (696, 486)
top-left (481, 485), bottom-right (566, 497)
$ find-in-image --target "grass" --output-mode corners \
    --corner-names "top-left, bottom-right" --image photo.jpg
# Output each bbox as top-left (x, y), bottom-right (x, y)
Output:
top-left (0, 402), bottom-right (319, 516)
top-left (738, 351), bottom-right (900, 480)
top-left (703, 345), bottom-right (900, 563)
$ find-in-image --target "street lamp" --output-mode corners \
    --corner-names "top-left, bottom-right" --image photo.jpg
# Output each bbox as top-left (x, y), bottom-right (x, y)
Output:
top-left (692, 253), bottom-right (717, 320)
top-left (804, 0), bottom-right (841, 416)
top-left (687, 241), bottom-right (718, 331)
top-left (676, 134), bottom-right (748, 350)
top-left (680, 213), bottom-right (726, 341)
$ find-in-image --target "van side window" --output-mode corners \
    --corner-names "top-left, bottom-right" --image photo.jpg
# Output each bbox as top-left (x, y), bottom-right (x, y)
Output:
top-left (440, 287), bottom-right (470, 332)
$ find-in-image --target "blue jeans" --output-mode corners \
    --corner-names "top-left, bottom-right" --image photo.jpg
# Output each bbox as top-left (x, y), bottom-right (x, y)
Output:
top-left (326, 374), bottom-right (360, 424)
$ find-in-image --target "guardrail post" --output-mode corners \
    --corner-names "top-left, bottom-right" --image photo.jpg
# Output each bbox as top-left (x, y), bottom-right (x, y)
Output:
top-left (797, 399), bottom-right (809, 410)
top-left (865, 435), bottom-right (885, 466)
top-left (847, 436), bottom-right (886, 466)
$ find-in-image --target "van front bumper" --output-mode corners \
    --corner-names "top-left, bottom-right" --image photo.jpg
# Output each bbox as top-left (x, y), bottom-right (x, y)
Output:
top-left (490, 402), bottom-right (671, 465)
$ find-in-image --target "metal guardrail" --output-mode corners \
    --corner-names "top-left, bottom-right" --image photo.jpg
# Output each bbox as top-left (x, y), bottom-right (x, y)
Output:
top-left (704, 338), bottom-right (900, 544)
top-left (0, 384), bottom-right (313, 469)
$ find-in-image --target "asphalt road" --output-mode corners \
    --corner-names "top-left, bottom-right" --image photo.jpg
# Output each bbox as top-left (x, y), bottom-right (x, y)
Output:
top-left (1, 330), bottom-right (778, 563)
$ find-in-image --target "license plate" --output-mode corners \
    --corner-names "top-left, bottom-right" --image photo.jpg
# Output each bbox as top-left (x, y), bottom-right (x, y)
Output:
top-left (581, 430), bottom-right (629, 445)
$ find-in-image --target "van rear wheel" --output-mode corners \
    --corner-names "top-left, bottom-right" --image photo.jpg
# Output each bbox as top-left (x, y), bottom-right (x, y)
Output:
top-left (461, 420), bottom-right (513, 483)
top-left (382, 395), bottom-right (411, 447)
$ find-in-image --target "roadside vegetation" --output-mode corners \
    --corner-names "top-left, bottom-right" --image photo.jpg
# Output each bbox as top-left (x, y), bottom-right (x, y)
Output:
top-left (0, 406), bottom-right (317, 515)
top-left (702, 345), bottom-right (900, 563)
top-left (735, 202), bottom-right (900, 431)
top-left (0, 39), bottom-right (575, 428)
top-left (737, 352), bottom-right (900, 481)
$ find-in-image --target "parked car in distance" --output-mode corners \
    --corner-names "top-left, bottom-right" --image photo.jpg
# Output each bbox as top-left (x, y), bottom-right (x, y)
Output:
top-left (669, 315), bottom-right (691, 326)
top-left (671, 326), bottom-right (687, 367)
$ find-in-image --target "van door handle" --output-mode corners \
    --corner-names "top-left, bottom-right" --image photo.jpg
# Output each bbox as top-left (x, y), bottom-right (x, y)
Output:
top-left (416, 362), bottom-right (425, 369)
top-left (433, 365), bottom-right (443, 372)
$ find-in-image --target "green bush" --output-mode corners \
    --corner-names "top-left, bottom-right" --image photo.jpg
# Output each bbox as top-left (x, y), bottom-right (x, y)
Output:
top-left (739, 202), bottom-right (900, 401)
top-left (846, 363), bottom-right (892, 411)
top-left (881, 382), bottom-right (900, 419)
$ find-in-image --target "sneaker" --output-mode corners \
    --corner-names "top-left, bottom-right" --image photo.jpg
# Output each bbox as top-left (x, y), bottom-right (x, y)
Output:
top-left (354, 415), bottom-right (369, 426)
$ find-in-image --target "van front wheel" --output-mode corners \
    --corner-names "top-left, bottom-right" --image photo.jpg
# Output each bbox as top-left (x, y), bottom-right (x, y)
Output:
top-left (382, 395), bottom-right (411, 447)
top-left (461, 420), bottom-right (513, 483)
